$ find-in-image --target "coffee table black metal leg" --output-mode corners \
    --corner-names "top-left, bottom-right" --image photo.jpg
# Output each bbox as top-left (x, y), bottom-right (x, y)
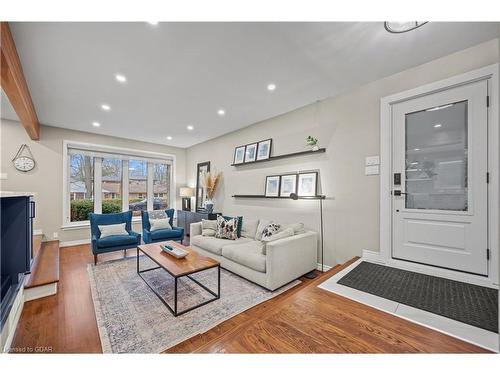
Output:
top-left (174, 277), bottom-right (178, 316)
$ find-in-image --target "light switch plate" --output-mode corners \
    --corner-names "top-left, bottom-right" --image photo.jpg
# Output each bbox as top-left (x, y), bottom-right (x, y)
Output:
top-left (365, 156), bottom-right (380, 166)
top-left (365, 165), bottom-right (380, 176)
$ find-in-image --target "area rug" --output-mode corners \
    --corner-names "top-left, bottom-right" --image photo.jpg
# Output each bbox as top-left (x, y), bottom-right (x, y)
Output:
top-left (337, 261), bottom-right (498, 333)
top-left (88, 256), bottom-right (300, 353)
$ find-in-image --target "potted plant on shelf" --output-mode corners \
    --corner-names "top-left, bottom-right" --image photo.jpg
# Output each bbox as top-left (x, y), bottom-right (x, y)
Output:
top-left (201, 171), bottom-right (222, 213)
top-left (306, 136), bottom-right (319, 151)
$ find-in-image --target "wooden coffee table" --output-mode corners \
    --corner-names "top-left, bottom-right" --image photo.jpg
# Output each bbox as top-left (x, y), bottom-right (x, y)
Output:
top-left (137, 241), bottom-right (220, 316)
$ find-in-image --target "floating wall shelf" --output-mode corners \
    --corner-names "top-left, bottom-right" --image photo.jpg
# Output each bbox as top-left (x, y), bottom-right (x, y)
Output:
top-left (230, 148), bottom-right (326, 167)
top-left (232, 194), bottom-right (326, 200)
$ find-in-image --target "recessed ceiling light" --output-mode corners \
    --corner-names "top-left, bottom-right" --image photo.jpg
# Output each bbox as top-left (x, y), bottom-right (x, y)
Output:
top-left (101, 104), bottom-right (111, 111)
top-left (267, 83), bottom-right (277, 91)
top-left (414, 148), bottom-right (420, 151)
top-left (92, 121), bottom-right (101, 127)
top-left (115, 74), bottom-right (127, 83)
top-left (217, 108), bottom-right (226, 116)
top-left (433, 123), bottom-right (442, 128)
top-left (166, 136), bottom-right (173, 140)
top-left (147, 21), bottom-right (159, 26)
top-left (187, 125), bottom-right (194, 131)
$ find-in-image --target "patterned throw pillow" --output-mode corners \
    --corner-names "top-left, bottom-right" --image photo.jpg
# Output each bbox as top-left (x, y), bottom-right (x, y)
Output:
top-left (261, 223), bottom-right (281, 239)
top-left (215, 215), bottom-right (239, 240)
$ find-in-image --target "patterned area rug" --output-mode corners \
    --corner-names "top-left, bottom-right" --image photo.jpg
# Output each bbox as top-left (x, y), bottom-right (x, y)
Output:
top-left (88, 256), bottom-right (300, 353)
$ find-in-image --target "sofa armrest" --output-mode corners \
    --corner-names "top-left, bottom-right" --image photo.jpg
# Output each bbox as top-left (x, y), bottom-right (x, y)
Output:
top-left (265, 231), bottom-right (318, 290)
top-left (190, 222), bottom-right (202, 236)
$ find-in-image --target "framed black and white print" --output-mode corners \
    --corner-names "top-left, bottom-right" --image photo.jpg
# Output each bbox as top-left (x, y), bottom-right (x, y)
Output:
top-left (298, 172), bottom-right (318, 197)
top-left (279, 174), bottom-right (297, 197)
top-left (233, 146), bottom-right (245, 164)
top-left (256, 139), bottom-right (272, 161)
top-left (244, 143), bottom-right (257, 162)
top-left (265, 175), bottom-right (280, 197)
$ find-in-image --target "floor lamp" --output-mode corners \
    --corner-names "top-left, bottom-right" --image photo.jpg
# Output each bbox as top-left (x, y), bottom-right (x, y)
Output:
top-left (290, 193), bottom-right (325, 278)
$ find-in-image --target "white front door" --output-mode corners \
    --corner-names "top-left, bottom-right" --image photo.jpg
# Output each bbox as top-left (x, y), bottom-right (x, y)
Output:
top-left (391, 79), bottom-right (489, 275)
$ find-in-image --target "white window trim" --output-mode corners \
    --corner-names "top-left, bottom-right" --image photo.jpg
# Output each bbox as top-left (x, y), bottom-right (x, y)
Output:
top-left (62, 140), bottom-right (176, 230)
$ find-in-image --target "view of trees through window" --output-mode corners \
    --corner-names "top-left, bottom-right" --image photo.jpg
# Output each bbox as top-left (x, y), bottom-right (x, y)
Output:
top-left (128, 160), bottom-right (148, 216)
top-left (102, 158), bottom-right (122, 214)
top-left (68, 150), bottom-right (171, 222)
top-left (69, 153), bottom-right (95, 222)
top-left (153, 163), bottom-right (170, 211)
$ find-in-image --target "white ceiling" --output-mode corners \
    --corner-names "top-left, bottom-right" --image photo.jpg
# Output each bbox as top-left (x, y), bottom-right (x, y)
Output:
top-left (1, 22), bottom-right (498, 148)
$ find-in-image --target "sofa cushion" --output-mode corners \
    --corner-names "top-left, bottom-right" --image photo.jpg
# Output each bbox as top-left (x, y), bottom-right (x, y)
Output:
top-left (222, 215), bottom-right (243, 237)
top-left (215, 216), bottom-right (239, 240)
top-left (150, 228), bottom-right (183, 240)
top-left (98, 223), bottom-right (128, 238)
top-left (261, 223), bottom-right (281, 239)
top-left (241, 219), bottom-right (259, 239)
top-left (222, 241), bottom-right (266, 273)
top-left (255, 220), bottom-right (270, 241)
top-left (149, 218), bottom-right (172, 231)
top-left (97, 234), bottom-right (137, 249)
top-left (281, 222), bottom-right (306, 235)
top-left (191, 235), bottom-right (252, 255)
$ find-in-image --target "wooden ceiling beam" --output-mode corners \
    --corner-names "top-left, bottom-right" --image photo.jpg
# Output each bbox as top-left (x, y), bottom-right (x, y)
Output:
top-left (1, 22), bottom-right (40, 140)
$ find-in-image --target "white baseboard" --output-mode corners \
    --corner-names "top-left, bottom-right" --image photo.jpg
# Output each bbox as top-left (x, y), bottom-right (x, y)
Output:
top-left (60, 238), bottom-right (90, 248)
top-left (362, 249), bottom-right (383, 263)
top-left (317, 263), bottom-right (332, 272)
top-left (24, 283), bottom-right (57, 302)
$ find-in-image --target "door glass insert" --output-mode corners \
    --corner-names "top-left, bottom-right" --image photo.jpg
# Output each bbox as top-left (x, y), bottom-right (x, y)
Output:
top-left (405, 100), bottom-right (468, 211)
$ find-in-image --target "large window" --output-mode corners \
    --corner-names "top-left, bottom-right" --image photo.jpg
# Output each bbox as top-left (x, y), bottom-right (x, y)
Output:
top-left (65, 143), bottom-right (174, 225)
top-left (69, 153), bottom-right (95, 222)
top-left (102, 158), bottom-right (123, 214)
top-left (128, 159), bottom-right (148, 216)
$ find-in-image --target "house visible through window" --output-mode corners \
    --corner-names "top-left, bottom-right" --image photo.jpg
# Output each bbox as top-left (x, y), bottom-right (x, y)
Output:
top-left (65, 143), bottom-right (174, 225)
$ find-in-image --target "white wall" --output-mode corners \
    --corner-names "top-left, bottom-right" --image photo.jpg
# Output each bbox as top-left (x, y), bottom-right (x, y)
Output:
top-left (0, 120), bottom-right (187, 244)
top-left (186, 39), bottom-right (499, 267)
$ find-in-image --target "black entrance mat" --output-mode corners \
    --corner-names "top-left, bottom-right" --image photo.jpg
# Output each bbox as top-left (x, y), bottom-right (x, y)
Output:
top-left (337, 262), bottom-right (498, 333)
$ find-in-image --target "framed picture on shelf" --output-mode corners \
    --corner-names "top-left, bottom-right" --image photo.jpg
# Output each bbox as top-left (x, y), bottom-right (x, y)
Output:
top-left (233, 146), bottom-right (246, 165)
top-left (256, 139), bottom-right (272, 161)
top-left (244, 143), bottom-right (258, 163)
top-left (297, 172), bottom-right (318, 197)
top-left (279, 174), bottom-right (297, 197)
top-left (265, 175), bottom-right (280, 197)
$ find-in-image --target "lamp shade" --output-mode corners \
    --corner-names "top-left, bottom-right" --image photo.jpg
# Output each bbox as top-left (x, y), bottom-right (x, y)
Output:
top-left (180, 187), bottom-right (195, 197)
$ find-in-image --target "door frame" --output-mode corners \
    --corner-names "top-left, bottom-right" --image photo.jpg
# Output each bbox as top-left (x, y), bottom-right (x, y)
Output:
top-left (379, 64), bottom-right (499, 286)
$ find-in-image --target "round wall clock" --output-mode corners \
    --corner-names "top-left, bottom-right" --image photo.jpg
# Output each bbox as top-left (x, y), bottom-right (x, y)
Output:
top-left (12, 144), bottom-right (36, 172)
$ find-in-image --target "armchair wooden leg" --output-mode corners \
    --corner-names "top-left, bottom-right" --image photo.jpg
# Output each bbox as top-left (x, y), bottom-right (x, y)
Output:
top-left (94, 254), bottom-right (97, 265)
top-left (124, 249), bottom-right (126, 257)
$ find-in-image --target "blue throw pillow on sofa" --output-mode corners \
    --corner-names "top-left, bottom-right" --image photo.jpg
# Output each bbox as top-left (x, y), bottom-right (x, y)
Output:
top-left (222, 215), bottom-right (243, 237)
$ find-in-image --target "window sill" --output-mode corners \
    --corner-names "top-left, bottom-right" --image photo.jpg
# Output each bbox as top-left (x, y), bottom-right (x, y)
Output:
top-left (61, 217), bottom-right (143, 231)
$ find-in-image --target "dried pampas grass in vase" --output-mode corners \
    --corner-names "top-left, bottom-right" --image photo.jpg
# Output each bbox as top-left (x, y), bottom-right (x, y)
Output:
top-left (201, 171), bottom-right (222, 213)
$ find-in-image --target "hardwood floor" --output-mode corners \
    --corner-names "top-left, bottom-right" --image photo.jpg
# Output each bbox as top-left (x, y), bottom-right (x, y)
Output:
top-left (11, 245), bottom-right (489, 353)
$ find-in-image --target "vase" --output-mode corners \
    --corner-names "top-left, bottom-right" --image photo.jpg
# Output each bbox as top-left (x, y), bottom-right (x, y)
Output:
top-left (312, 145), bottom-right (320, 151)
top-left (205, 200), bottom-right (214, 214)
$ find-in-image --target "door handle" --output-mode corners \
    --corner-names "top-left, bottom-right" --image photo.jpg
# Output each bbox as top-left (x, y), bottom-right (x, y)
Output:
top-left (393, 190), bottom-right (408, 196)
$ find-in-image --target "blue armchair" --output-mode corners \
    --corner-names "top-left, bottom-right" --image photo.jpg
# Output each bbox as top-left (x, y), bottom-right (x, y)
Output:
top-left (141, 208), bottom-right (184, 244)
top-left (90, 211), bottom-right (141, 264)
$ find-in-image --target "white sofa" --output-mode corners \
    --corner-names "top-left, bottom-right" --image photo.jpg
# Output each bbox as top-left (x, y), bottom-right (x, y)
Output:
top-left (189, 219), bottom-right (318, 291)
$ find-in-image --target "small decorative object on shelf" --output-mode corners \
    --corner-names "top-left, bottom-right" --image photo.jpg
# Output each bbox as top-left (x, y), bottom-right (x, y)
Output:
top-left (202, 171), bottom-right (222, 214)
top-left (306, 136), bottom-right (319, 151)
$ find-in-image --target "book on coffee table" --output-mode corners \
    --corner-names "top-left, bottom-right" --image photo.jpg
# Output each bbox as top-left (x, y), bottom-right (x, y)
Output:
top-left (160, 244), bottom-right (188, 259)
